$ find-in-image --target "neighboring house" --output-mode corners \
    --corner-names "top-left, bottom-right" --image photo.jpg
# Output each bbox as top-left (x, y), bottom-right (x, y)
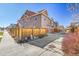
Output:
top-left (7, 24), bottom-right (17, 28)
top-left (69, 13), bottom-right (79, 28)
top-left (58, 25), bottom-right (64, 31)
top-left (0, 27), bottom-right (4, 32)
top-left (0, 27), bottom-right (1, 31)
top-left (6, 24), bottom-right (17, 31)
top-left (17, 9), bottom-right (57, 32)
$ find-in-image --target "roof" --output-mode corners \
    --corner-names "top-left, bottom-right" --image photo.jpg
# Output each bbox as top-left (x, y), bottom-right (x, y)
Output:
top-left (25, 10), bottom-right (36, 16)
top-left (38, 9), bottom-right (48, 15)
top-left (21, 10), bottom-right (36, 19)
top-left (21, 9), bottom-right (48, 18)
top-left (18, 9), bottom-right (53, 23)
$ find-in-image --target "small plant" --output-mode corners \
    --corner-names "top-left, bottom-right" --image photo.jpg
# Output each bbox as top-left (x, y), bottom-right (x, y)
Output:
top-left (38, 34), bottom-right (46, 38)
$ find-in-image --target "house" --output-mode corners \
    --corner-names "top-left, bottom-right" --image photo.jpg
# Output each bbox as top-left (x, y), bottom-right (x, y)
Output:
top-left (66, 13), bottom-right (79, 32)
top-left (0, 27), bottom-right (1, 31)
top-left (9, 24), bottom-right (17, 28)
top-left (17, 9), bottom-right (56, 32)
top-left (6, 24), bottom-right (17, 31)
top-left (0, 27), bottom-right (4, 32)
top-left (58, 25), bottom-right (64, 31)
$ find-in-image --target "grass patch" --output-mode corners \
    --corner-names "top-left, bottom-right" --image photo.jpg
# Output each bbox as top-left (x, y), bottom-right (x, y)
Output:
top-left (0, 32), bottom-right (3, 42)
top-left (0, 32), bottom-right (3, 36)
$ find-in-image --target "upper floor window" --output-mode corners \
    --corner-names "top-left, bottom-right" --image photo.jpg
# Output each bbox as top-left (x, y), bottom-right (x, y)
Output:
top-left (35, 17), bottom-right (37, 20)
top-left (44, 19), bottom-right (46, 20)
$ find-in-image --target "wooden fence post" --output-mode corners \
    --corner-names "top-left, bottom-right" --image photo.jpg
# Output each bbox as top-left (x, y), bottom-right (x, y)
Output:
top-left (32, 28), bottom-right (34, 39)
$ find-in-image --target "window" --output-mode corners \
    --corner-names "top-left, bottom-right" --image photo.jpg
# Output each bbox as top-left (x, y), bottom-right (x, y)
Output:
top-left (44, 19), bottom-right (46, 20)
top-left (34, 16), bottom-right (38, 20)
top-left (35, 18), bottom-right (37, 20)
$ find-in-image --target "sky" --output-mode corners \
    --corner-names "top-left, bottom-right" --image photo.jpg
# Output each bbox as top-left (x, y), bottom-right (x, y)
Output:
top-left (0, 3), bottom-right (74, 27)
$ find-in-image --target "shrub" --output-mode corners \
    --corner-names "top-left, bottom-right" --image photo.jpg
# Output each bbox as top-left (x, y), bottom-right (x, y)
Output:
top-left (38, 34), bottom-right (45, 38)
top-left (62, 33), bottom-right (79, 55)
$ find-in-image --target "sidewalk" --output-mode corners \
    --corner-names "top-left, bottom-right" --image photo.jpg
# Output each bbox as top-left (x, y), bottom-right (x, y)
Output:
top-left (44, 37), bottom-right (64, 56)
top-left (0, 30), bottom-right (45, 56)
top-left (0, 30), bottom-right (18, 48)
top-left (0, 30), bottom-right (64, 56)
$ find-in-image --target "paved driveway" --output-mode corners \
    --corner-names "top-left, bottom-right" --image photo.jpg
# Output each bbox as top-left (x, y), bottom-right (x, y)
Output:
top-left (27, 33), bottom-right (65, 48)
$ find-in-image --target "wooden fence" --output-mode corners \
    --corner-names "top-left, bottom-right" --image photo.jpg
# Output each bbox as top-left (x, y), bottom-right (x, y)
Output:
top-left (9, 27), bottom-right (48, 42)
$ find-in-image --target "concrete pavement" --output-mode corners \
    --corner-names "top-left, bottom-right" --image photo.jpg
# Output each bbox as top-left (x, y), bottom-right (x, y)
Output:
top-left (0, 30), bottom-right (18, 48)
top-left (0, 30), bottom-right (45, 56)
top-left (0, 30), bottom-right (64, 56)
top-left (44, 37), bottom-right (64, 55)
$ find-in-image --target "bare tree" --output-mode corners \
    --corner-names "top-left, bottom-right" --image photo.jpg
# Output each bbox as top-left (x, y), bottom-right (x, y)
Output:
top-left (67, 3), bottom-right (79, 25)
top-left (67, 3), bottom-right (79, 13)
